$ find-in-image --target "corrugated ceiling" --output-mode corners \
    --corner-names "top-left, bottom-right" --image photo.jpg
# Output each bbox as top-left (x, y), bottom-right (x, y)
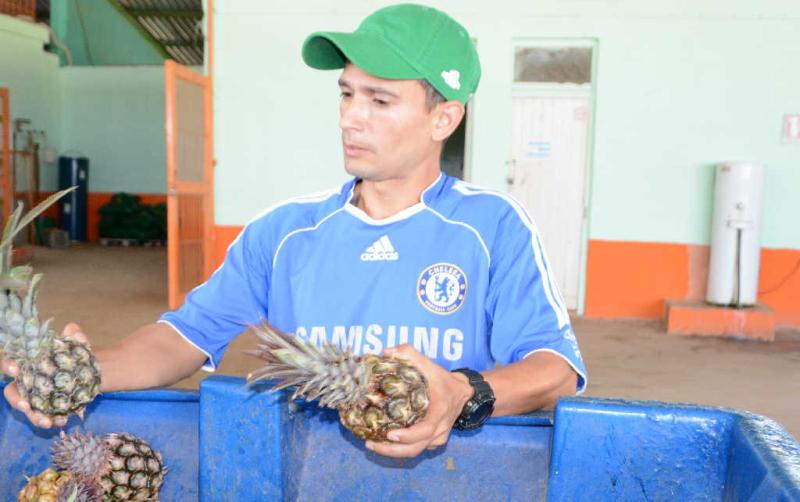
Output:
top-left (117, 0), bottom-right (204, 65)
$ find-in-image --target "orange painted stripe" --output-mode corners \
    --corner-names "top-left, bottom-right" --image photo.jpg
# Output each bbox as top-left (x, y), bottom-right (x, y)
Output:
top-left (758, 248), bottom-right (800, 327)
top-left (585, 240), bottom-right (689, 319)
top-left (586, 240), bottom-right (800, 328)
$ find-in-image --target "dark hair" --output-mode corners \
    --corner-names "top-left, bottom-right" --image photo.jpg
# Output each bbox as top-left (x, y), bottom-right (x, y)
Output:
top-left (420, 80), bottom-right (446, 110)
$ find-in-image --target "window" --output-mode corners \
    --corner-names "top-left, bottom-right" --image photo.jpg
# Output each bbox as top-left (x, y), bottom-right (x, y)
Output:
top-left (514, 47), bottom-right (593, 84)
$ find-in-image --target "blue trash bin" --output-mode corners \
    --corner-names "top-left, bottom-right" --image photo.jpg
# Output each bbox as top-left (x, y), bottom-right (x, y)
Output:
top-left (58, 156), bottom-right (88, 241)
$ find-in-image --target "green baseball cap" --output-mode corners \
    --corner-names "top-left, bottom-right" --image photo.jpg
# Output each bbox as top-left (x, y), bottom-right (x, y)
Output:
top-left (302, 3), bottom-right (480, 104)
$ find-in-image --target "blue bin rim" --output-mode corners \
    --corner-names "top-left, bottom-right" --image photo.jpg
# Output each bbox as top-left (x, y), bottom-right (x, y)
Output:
top-left (555, 395), bottom-right (800, 492)
top-left (0, 378), bottom-right (198, 403)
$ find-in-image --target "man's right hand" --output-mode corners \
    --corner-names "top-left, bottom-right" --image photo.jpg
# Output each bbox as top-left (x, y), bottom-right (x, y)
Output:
top-left (2, 322), bottom-right (90, 429)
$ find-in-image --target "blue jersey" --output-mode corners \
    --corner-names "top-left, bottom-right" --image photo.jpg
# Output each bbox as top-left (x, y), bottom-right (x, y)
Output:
top-left (161, 174), bottom-right (587, 392)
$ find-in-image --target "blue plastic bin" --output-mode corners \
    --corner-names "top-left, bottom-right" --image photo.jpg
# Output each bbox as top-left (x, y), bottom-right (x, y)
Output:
top-left (2, 376), bottom-right (798, 501)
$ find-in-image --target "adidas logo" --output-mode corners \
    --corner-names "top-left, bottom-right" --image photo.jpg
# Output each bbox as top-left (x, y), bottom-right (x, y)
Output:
top-left (360, 235), bottom-right (399, 262)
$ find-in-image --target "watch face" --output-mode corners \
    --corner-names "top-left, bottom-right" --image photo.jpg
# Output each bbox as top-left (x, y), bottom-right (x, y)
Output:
top-left (472, 400), bottom-right (494, 421)
top-left (460, 398), bottom-right (494, 430)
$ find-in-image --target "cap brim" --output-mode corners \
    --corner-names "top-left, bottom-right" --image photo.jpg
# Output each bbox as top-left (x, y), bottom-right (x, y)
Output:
top-left (302, 31), bottom-right (423, 80)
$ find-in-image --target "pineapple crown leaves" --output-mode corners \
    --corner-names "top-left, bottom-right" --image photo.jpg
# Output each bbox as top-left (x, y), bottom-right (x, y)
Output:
top-left (52, 430), bottom-right (112, 478)
top-left (56, 475), bottom-right (104, 502)
top-left (0, 188), bottom-right (75, 360)
top-left (0, 187), bottom-right (76, 276)
top-left (0, 265), bottom-right (31, 290)
top-left (0, 271), bottom-right (57, 362)
top-left (245, 322), bottom-right (368, 408)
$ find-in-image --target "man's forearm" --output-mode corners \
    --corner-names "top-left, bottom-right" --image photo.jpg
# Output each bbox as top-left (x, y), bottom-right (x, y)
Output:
top-left (95, 322), bottom-right (208, 392)
top-left (482, 351), bottom-right (578, 417)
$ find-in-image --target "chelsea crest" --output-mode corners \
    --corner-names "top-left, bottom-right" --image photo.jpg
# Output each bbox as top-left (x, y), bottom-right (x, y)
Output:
top-left (417, 263), bottom-right (467, 315)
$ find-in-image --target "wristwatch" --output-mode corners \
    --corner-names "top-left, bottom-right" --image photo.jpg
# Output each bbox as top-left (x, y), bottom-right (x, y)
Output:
top-left (451, 368), bottom-right (496, 430)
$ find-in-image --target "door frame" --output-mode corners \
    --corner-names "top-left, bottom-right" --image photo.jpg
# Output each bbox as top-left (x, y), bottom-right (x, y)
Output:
top-left (163, 0), bottom-right (215, 309)
top-left (0, 88), bottom-right (11, 219)
top-left (164, 60), bottom-right (214, 309)
top-left (510, 38), bottom-right (598, 314)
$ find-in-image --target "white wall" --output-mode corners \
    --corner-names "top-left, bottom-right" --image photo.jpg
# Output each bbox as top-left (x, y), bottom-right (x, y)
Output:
top-left (0, 15), bottom-right (61, 190)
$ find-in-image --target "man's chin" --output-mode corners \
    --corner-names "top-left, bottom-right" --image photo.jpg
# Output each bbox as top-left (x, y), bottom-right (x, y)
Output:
top-left (344, 162), bottom-right (376, 180)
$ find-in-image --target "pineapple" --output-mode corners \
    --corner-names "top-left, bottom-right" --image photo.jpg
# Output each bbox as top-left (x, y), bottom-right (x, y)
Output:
top-left (18, 468), bottom-right (71, 502)
top-left (246, 322), bottom-right (431, 441)
top-left (17, 468), bottom-right (102, 502)
top-left (52, 430), bottom-right (166, 501)
top-left (0, 189), bottom-right (102, 420)
top-left (56, 475), bottom-right (104, 502)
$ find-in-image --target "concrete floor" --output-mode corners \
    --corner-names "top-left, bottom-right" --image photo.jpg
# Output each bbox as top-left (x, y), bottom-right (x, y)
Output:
top-left (29, 244), bottom-right (800, 440)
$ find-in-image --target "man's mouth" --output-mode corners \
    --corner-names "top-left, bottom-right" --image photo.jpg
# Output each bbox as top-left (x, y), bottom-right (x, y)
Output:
top-left (343, 142), bottom-right (370, 157)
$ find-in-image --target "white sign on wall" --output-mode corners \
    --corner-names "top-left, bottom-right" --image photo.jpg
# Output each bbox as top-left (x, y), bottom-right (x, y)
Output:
top-left (783, 114), bottom-right (800, 143)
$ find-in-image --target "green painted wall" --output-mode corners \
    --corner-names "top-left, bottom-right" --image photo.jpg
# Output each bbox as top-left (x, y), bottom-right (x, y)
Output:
top-left (585, 19), bottom-right (800, 249)
top-left (0, 15), bottom-right (61, 190)
top-left (1, 13), bottom-right (166, 194)
top-left (212, 1), bottom-right (800, 252)
top-left (50, 0), bottom-right (165, 66)
top-left (60, 67), bottom-right (166, 193)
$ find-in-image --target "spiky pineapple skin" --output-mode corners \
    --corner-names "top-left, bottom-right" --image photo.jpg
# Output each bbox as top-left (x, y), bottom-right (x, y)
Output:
top-left (18, 468), bottom-right (73, 502)
top-left (16, 337), bottom-right (101, 419)
top-left (0, 272), bottom-right (101, 420)
top-left (52, 431), bottom-right (110, 478)
top-left (247, 323), bottom-right (431, 442)
top-left (338, 355), bottom-right (430, 441)
top-left (52, 431), bottom-right (166, 502)
top-left (56, 475), bottom-right (104, 502)
top-left (100, 433), bottom-right (165, 502)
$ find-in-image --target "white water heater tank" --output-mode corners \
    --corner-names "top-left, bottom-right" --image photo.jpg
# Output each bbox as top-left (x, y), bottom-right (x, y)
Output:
top-left (706, 162), bottom-right (765, 306)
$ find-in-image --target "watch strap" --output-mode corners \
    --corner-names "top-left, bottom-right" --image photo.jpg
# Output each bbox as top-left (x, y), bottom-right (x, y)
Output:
top-left (451, 368), bottom-right (495, 430)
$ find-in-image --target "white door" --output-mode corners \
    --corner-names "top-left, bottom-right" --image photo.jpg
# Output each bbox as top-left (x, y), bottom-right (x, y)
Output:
top-left (508, 95), bottom-right (591, 309)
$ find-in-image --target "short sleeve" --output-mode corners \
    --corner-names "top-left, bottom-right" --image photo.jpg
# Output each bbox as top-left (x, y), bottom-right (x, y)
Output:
top-left (486, 208), bottom-right (587, 393)
top-left (159, 224), bottom-right (270, 370)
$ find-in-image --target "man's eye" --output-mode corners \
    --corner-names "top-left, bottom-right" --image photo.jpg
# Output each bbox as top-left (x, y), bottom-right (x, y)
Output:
top-left (340, 92), bottom-right (352, 98)
top-left (374, 99), bottom-right (389, 106)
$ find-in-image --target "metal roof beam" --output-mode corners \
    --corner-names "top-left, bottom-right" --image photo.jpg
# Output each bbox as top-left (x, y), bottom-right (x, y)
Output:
top-left (129, 9), bottom-right (201, 18)
top-left (163, 41), bottom-right (203, 47)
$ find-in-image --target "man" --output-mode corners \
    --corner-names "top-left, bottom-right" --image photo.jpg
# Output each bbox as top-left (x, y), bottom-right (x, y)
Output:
top-left (3, 4), bottom-right (586, 459)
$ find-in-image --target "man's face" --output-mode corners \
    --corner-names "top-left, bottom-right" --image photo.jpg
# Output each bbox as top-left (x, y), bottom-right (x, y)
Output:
top-left (338, 63), bottom-right (437, 182)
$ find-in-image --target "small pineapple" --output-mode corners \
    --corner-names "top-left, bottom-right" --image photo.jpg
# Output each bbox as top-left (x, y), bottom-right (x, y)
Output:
top-left (18, 468), bottom-right (72, 502)
top-left (17, 468), bottom-right (102, 502)
top-left (246, 322), bottom-right (431, 441)
top-left (0, 189), bottom-right (102, 420)
top-left (52, 430), bottom-right (166, 501)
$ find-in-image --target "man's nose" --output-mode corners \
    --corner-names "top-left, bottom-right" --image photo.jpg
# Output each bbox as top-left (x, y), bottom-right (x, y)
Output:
top-left (340, 99), bottom-right (368, 131)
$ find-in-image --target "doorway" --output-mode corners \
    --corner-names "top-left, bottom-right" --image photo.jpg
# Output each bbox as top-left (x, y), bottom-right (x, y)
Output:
top-left (507, 42), bottom-right (596, 310)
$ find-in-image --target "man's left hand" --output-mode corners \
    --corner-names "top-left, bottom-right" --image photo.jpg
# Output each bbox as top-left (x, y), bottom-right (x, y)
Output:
top-left (365, 344), bottom-right (474, 458)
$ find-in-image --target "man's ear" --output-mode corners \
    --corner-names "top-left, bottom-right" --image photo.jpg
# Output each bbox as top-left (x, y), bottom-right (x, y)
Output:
top-left (431, 101), bottom-right (465, 142)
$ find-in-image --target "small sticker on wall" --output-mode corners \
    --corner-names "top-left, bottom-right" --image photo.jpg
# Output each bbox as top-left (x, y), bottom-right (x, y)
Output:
top-left (783, 114), bottom-right (800, 143)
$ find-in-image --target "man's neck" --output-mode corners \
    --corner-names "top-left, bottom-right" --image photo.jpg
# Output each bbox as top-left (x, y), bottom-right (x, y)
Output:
top-left (352, 169), bottom-right (440, 220)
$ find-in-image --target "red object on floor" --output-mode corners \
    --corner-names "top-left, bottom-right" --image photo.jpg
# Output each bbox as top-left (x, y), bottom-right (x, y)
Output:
top-left (664, 299), bottom-right (775, 341)
top-left (11, 246), bottom-right (33, 266)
